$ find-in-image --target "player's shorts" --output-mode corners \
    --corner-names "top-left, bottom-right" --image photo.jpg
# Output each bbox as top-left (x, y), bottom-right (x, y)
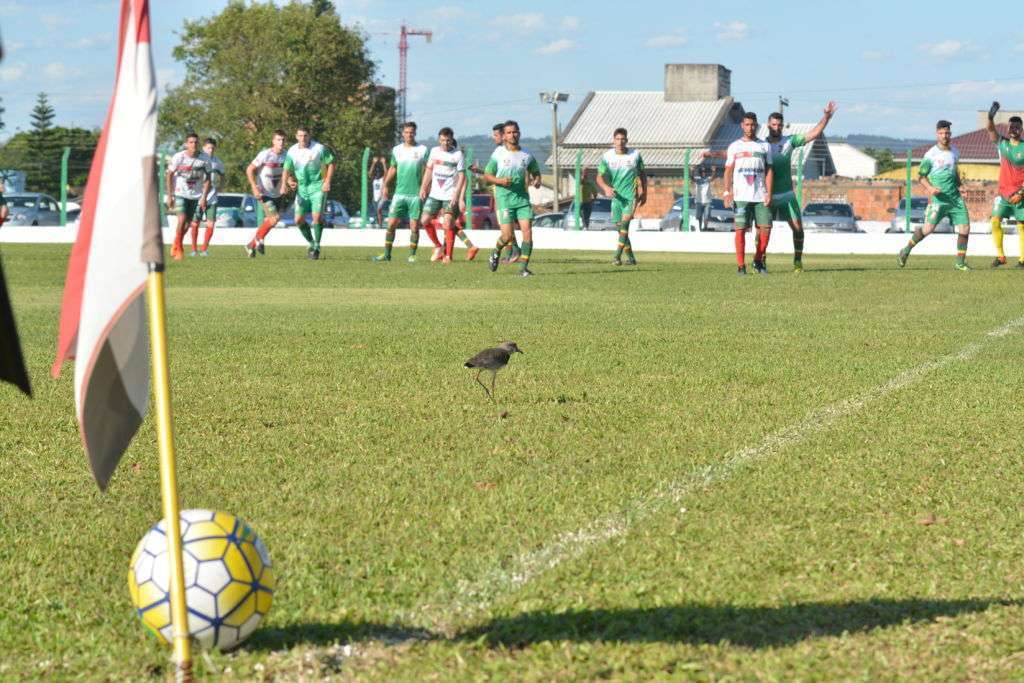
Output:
top-left (0, 193), bottom-right (6, 207)
top-left (734, 200), bottom-right (772, 229)
top-left (924, 196), bottom-right (969, 226)
top-left (991, 195), bottom-right (1024, 222)
top-left (498, 203), bottom-right (533, 224)
top-left (770, 191), bottom-right (802, 222)
top-left (295, 188), bottom-right (325, 216)
top-left (260, 195), bottom-right (288, 215)
top-left (174, 196), bottom-right (201, 223)
top-left (611, 195), bottom-right (637, 223)
top-left (422, 197), bottom-right (460, 218)
top-left (196, 202), bottom-right (217, 222)
top-left (388, 194), bottom-right (422, 220)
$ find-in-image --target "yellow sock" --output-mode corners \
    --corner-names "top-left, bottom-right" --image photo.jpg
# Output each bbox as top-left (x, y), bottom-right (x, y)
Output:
top-left (992, 217), bottom-right (1005, 260)
top-left (1019, 225), bottom-right (1024, 264)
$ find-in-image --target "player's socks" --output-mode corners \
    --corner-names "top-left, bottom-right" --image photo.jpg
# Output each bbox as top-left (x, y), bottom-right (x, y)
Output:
top-left (409, 226), bottom-right (420, 257)
top-left (614, 225), bottom-right (627, 259)
top-left (754, 227), bottom-right (771, 264)
top-left (456, 229), bottom-right (473, 247)
top-left (734, 230), bottom-right (746, 267)
top-left (955, 233), bottom-right (969, 266)
top-left (297, 221), bottom-right (314, 247)
top-left (792, 228), bottom-right (804, 264)
top-left (252, 217), bottom-right (274, 246)
top-left (423, 221), bottom-right (441, 248)
top-left (518, 241), bottom-right (533, 272)
top-left (202, 226), bottom-right (214, 251)
top-left (490, 236), bottom-right (508, 271)
top-left (444, 227), bottom-right (456, 260)
top-left (189, 223), bottom-right (199, 252)
top-left (311, 222), bottom-right (324, 252)
top-left (383, 224), bottom-right (396, 258)
top-left (1018, 227), bottom-right (1024, 265)
top-left (992, 217), bottom-right (1005, 260)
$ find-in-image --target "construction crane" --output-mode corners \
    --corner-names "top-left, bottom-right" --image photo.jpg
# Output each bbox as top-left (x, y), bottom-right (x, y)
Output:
top-left (397, 24), bottom-right (432, 127)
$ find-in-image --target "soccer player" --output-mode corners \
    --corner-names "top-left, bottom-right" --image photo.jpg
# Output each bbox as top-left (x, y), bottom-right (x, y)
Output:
top-left (723, 112), bottom-right (774, 275)
top-left (765, 101), bottom-right (837, 272)
top-left (985, 102), bottom-right (1024, 268)
top-left (189, 137), bottom-right (224, 257)
top-left (472, 122), bottom-right (520, 262)
top-left (0, 178), bottom-right (7, 227)
top-left (374, 122), bottom-right (430, 262)
top-left (596, 127), bottom-right (646, 265)
top-left (166, 132), bottom-right (211, 261)
top-left (484, 120), bottom-right (541, 276)
top-left (420, 127), bottom-right (479, 264)
top-left (898, 120), bottom-right (971, 271)
top-left (280, 125), bottom-right (334, 260)
top-left (245, 129), bottom-right (288, 258)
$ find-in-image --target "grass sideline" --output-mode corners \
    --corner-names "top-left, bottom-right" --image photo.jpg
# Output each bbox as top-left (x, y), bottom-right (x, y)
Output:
top-left (1, 244), bottom-right (1023, 680)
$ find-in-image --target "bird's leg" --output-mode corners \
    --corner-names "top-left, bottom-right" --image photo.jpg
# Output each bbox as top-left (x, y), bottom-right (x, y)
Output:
top-left (490, 371), bottom-right (497, 399)
top-left (474, 369), bottom-right (491, 398)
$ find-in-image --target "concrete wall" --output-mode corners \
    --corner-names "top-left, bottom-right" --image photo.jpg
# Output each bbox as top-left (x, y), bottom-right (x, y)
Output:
top-left (664, 64), bottom-right (730, 102)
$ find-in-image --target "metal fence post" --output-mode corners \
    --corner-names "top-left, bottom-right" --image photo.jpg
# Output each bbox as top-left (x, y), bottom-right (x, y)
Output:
top-left (681, 149), bottom-right (691, 231)
top-left (797, 148), bottom-right (805, 207)
top-left (905, 152), bottom-right (912, 233)
top-left (574, 149), bottom-right (582, 230)
top-left (361, 147), bottom-right (370, 228)
top-left (59, 147), bottom-right (71, 226)
top-left (465, 147), bottom-right (474, 226)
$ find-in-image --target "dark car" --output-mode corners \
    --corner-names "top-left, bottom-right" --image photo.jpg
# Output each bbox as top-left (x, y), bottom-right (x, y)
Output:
top-left (801, 202), bottom-right (862, 232)
top-left (5, 192), bottom-right (62, 226)
top-left (660, 197), bottom-right (733, 232)
top-left (886, 196), bottom-right (952, 233)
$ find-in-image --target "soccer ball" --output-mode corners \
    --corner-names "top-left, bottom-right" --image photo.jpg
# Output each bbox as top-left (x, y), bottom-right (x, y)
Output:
top-left (128, 509), bottom-right (275, 651)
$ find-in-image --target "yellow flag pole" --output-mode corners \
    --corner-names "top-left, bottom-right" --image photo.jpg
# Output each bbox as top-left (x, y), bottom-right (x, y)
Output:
top-left (146, 264), bottom-right (192, 682)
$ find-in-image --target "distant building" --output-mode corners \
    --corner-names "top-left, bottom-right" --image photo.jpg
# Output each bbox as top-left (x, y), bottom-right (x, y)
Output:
top-left (827, 143), bottom-right (878, 179)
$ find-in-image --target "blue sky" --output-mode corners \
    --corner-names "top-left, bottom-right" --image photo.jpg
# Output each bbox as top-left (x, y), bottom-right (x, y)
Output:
top-left (1, 0), bottom-right (1021, 141)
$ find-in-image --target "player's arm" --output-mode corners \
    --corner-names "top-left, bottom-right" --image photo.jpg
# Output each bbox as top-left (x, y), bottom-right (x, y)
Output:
top-left (199, 167), bottom-right (211, 210)
top-left (482, 157), bottom-right (508, 186)
top-left (722, 162), bottom-right (734, 209)
top-left (595, 161), bottom-right (613, 198)
top-left (246, 162), bottom-right (262, 197)
top-left (803, 101), bottom-right (837, 143)
top-left (986, 101), bottom-right (1001, 143)
top-left (701, 150), bottom-right (727, 160)
top-left (636, 157), bottom-right (648, 206)
top-left (528, 157), bottom-right (542, 188)
top-left (281, 155), bottom-right (296, 194)
top-left (420, 159), bottom-right (434, 200)
top-left (381, 163), bottom-right (397, 198)
top-left (164, 165), bottom-right (175, 209)
top-left (322, 162), bottom-right (334, 194)
top-left (454, 170), bottom-right (467, 211)
top-left (764, 167), bottom-right (774, 207)
top-left (919, 174), bottom-right (940, 197)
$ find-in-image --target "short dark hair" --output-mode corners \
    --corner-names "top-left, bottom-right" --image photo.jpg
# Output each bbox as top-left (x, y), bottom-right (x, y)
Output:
top-left (936, 119), bottom-right (952, 130)
top-left (503, 120), bottom-right (519, 131)
top-left (438, 126), bottom-right (454, 137)
top-left (204, 137), bottom-right (217, 146)
top-left (768, 112), bottom-right (784, 122)
top-left (185, 132), bottom-right (199, 141)
top-left (402, 121), bottom-right (417, 131)
top-left (272, 129), bottom-right (287, 139)
top-left (1010, 116), bottom-right (1023, 125)
top-left (492, 123), bottom-right (504, 132)
top-left (296, 124), bottom-right (310, 134)
top-left (613, 127), bottom-right (627, 138)
top-left (742, 112), bottom-right (758, 122)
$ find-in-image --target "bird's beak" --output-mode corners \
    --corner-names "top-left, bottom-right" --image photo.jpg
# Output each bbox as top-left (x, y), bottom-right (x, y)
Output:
top-left (517, 348), bottom-right (524, 354)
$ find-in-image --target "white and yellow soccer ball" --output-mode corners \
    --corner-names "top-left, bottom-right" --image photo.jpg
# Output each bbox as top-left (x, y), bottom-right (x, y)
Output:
top-left (128, 509), bottom-right (275, 651)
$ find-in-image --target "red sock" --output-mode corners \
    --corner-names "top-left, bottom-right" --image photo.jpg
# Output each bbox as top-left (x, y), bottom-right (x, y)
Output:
top-left (202, 225), bottom-right (214, 250)
top-left (755, 228), bottom-right (771, 262)
top-left (251, 217), bottom-right (275, 247)
top-left (424, 221), bottom-right (441, 247)
top-left (189, 222), bottom-right (199, 251)
top-left (173, 224), bottom-right (185, 252)
top-left (734, 230), bottom-right (746, 266)
top-left (445, 227), bottom-right (455, 259)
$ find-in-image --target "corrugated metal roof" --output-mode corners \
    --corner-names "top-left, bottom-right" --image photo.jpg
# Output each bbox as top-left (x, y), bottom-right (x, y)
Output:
top-left (560, 92), bottom-right (734, 146)
top-left (910, 124), bottom-right (1004, 161)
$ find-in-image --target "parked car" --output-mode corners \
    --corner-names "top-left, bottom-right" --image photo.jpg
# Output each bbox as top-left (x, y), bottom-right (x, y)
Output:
top-left (5, 192), bottom-right (62, 226)
top-left (886, 196), bottom-right (952, 233)
top-left (469, 193), bottom-right (497, 229)
top-left (659, 197), bottom-right (733, 232)
top-left (278, 200), bottom-right (350, 228)
top-left (563, 197), bottom-right (614, 230)
top-left (801, 202), bottom-right (863, 233)
top-left (533, 212), bottom-right (564, 228)
top-left (213, 193), bottom-right (259, 228)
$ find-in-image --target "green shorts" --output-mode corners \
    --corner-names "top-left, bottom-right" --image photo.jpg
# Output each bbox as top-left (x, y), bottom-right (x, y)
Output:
top-left (260, 195), bottom-right (288, 215)
top-left (295, 188), bottom-right (326, 216)
top-left (734, 200), bottom-right (772, 229)
top-left (388, 194), bottom-right (422, 220)
top-left (924, 196), bottom-right (969, 226)
top-left (991, 196), bottom-right (1024, 222)
top-left (770, 192), bottom-right (802, 222)
top-left (611, 195), bottom-right (636, 223)
top-left (422, 197), bottom-right (460, 218)
top-left (196, 202), bottom-right (217, 222)
top-left (498, 203), bottom-right (533, 224)
top-left (174, 196), bottom-right (201, 223)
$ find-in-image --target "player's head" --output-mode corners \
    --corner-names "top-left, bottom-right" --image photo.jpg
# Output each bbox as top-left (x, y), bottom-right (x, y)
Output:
top-left (935, 119), bottom-right (952, 146)
top-left (402, 121), bottom-right (417, 144)
top-left (184, 132), bottom-right (199, 154)
top-left (492, 123), bottom-right (504, 145)
top-left (502, 120), bottom-right (520, 147)
top-left (203, 137), bottom-right (216, 155)
top-left (767, 112), bottom-right (784, 137)
top-left (296, 125), bottom-right (311, 147)
top-left (438, 126), bottom-right (454, 150)
top-left (1009, 116), bottom-right (1023, 140)
top-left (741, 112), bottom-right (758, 139)
top-left (271, 129), bottom-right (286, 152)
top-left (613, 127), bottom-right (628, 150)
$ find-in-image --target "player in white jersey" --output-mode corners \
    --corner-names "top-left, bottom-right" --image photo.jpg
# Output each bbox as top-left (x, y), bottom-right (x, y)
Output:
top-left (189, 137), bottom-right (224, 257)
top-left (245, 129), bottom-right (288, 257)
top-left (420, 127), bottom-right (479, 263)
top-left (723, 112), bottom-right (774, 275)
top-left (166, 132), bottom-right (211, 261)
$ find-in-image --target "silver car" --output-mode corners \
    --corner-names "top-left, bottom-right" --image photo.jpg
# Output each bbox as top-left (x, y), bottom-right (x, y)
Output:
top-left (563, 197), bottom-right (614, 230)
top-left (659, 198), bottom-right (734, 231)
top-left (5, 192), bottom-right (62, 226)
top-left (213, 193), bottom-right (259, 228)
top-left (886, 196), bottom-right (952, 233)
top-left (801, 202), bottom-right (862, 233)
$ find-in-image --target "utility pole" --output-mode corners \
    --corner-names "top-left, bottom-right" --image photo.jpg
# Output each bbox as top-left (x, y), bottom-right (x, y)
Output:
top-left (539, 91), bottom-right (569, 213)
top-left (398, 24), bottom-right (432, 136)
top-left (778, 95), bottom-right (790, 116)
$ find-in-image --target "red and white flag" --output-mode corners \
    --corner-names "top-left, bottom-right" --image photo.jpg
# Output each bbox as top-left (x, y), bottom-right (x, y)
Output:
top-left (52, 0), bottom-right (162, 490)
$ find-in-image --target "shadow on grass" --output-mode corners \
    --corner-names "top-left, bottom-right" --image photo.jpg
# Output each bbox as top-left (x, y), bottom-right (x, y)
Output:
top-left (459, 598), bottom-right (1020, 649)
top-left (246, 620), bottom-right (439, 651)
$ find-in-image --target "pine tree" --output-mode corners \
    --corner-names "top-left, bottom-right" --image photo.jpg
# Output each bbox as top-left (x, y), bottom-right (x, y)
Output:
top-left (30, 93), bottom-right (55, 135)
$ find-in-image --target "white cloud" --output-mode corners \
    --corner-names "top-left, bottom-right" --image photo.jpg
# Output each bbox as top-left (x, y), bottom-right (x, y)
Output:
top-left (647, 33), bottom-right (687, 48)
top-left (41, 13), bottom-right (73, 30)
top-left (561, 16), bottom-right (580, 30)
top-left (536, 38), bottom-right (576, 55)
top-left (919, 40), bottom-right (975, 59)
top-left (431, 4), bottom-right (467, 21)
top-left (493, 13), bottom-right (545, 32)
top-left (861, 50), bottom-right (885, 61)
top-left (946, 79), bottom-right (1024, 96)
top-left (0, 62), bottom-right (25, 82)
top-left (714, 20), bottom-right (748, 41)
top-left (43, 62), bottom-right (81, 81)
top-left (69, 33), bottom-right (112, 49)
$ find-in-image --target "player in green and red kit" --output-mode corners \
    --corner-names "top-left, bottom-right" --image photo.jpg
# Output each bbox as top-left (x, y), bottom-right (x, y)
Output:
top-left (166, 132), bottom-right (211, 261)
top-left (723, 112), bottom-right (774, 275)
top-left (245, 129), bottom-right (288, 258)
top-left (766, 101), bottom-right (837, 272)
top-left (484, 120), bottom-right (542, 277)
top-left (374, 122), bottom-right (429, 262)
top-left (985, 102), bottom-right (1024, 268)
top-left (596, 127), bottom-right (646, 265)
top-left (898, 120), bottom-right (971, 271)
top-left (189, 137), bottom-right (224, 257)
top-left (280, 125), bottom-right (334, 260)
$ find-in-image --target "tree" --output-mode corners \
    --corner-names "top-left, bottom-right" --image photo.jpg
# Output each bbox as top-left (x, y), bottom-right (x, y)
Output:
top-left (30, 93), bottom-right (55, 136)
top-left (862, 147), bottom-right (900, 174)
top-left (158, 0), bottom-right (394, 207)
top-left (0, 96), bottom-right (6, 136)
top-left (0, 127), bottom-right (99, 196)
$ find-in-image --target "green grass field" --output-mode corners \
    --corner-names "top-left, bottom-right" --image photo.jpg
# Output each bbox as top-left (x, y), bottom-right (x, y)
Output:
top-left (2, 244), bottom-right (1024, 681)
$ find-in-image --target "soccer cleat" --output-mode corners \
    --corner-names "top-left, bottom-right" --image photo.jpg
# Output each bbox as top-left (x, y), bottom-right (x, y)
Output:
top-left (992, 257), bottom-right (1007, 268)
top-left (626, 256), bottom-right (637, 266)
top-left (953, 262), bottom-right (970, 271)
top-left (752, 260), bottom-right (768, 275)
top-left (612, 257), bottom-right (622, 266)
top-left (509, 246), bottom-right (522, 263)
top-left (430, 247), bottom-right (443, 262)
top-left (171, 247), bottom-right (184, 261)
top-left (311, 249), bottom-right (321, 260)
top-left (306, 248), bottom-right (315, 260)
top-left (488, 251), bottom-right (500, 272)
top-left (407, 255), bottom-right (417, 263)
top-left (372, 253), bottom-right (391, 262)
top-left (466, 246), bottom-right (479, 261)
top-left (897, 248), bottom-right (909, 268)
top-left (198, 250), bottom-right (209, 257)
top-left (189, 250), bottom-right (198, 257)
top-left (793, 260), bottom-right (803, 273)
top-left (256, 240), bottom-right (265, 255)
top-left (245, 245), bottom-right (256, 258)
top-left (737, 266), bottom-right (747, 276)
top-left (520, 268), bottom-right (534, 277)
top-left (442, 255), bottom-right (452, 264)
top-left (1016, 260), bottom-right (1024, 269)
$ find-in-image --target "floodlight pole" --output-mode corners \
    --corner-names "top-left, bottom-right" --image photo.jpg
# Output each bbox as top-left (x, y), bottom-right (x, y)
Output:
top-left (540, 92), bottom-right (569, 213)
top-left (778, 96), bottom-right (789, 115)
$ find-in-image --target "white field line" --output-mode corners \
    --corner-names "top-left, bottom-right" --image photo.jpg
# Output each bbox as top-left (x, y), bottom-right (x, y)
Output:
top-left (413, 315), bottom-right (1024, 629)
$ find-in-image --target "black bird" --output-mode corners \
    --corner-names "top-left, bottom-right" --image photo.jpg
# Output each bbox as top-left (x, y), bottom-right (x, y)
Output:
top-left (464, 341), bottom-right (523, 399)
